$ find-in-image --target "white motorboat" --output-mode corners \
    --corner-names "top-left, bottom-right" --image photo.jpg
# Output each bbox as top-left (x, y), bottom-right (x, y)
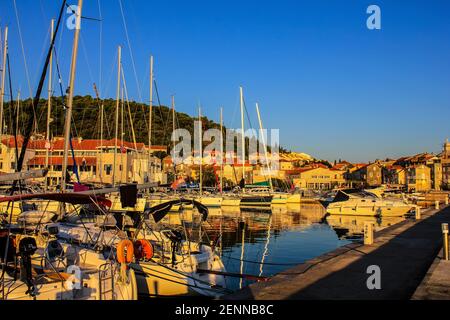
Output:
top-left (326, 189), bottom-right (414, 217)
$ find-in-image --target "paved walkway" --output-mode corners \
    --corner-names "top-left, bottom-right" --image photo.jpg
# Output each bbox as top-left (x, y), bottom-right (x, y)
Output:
top-left (412, 248), bottom-right (450, 300)
top-left (224, 205), bottom-right (450, 300)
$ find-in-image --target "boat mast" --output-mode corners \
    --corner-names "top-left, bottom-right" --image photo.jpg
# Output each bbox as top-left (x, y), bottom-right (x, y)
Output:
top-left (240, 86), bottom-right (245, 185)
top-left (15, 92), bottom-right (20, 136)
top-left (45, 19), bottom-right (54, 190)
top-left (61, 0), bottom-right (83, 191)
top-left (148, 55), bottom-right (153, 182)
top-left (199, 107), bottom-right (202, 194)
top-left (256, 103), bottom-right (273, 192)
top-left (220, 107), bottom-right (224, 195)
top-left (93, 83), bottom-right (103, 181)
top-left (172, 95), bottom-right (176, 177)
top-left (121, 87), bottom-right (125, 183)
top-left (113, 45), bottom-right (121, 187)
top-left (0, 26), bottom-right (8, 139)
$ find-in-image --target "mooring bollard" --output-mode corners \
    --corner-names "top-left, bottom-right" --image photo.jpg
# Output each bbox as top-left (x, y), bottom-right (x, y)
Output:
top-left (364, 221), bottom-right (374, 245)
top-left (415, 206), bottom-right (421, 220)
top-left (435, 200), bottom-right (440, 210)
top-left (442, 223), bottom-right (449, 261)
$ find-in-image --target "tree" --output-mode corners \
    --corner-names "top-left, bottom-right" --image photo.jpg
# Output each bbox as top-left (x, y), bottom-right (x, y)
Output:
top-left (202, 166), bottom-right (218, 187)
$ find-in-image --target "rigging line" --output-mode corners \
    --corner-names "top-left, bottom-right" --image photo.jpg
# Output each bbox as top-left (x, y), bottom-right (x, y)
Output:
top-left (153, 79), bottom-right (169, 146)
top-left (14, 0), bottom-right (67, 177)
top-left (12, 0), bottom-right (34, 102)
top-left (64, 3), bottom-right (102, 22)
top-left (120, 64), bottom-right (137, 150)
top-left (6, 52), bottom-right (19, 170)
top-left (102, 50), bottom-right (118, 105)
top-left (118, 0), bottom-right (143, 104)
top-left (0, 27), bottom-right (3, 74)
top-left (97, 0), bottom-right (103, 97)
top-left (35, 24), bottom-right (53, 128)
top-left (79, 33), bottom-right (95, 88)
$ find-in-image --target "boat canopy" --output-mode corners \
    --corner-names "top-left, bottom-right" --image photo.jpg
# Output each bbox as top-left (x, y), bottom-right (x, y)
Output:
top-left (145, 199), bottom-right (208, 223)
top-left (332, 189), bottom-right (378, 203)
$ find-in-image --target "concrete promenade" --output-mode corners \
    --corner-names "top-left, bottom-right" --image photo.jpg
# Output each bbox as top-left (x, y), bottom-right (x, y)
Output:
top-left (225, 205), bottom-right (450, 300)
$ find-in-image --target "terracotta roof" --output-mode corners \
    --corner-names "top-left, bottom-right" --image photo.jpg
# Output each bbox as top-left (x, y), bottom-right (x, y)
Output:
top-left (2, 136), bottom-right (149, 151)
top-left (27, 156), bottom-right (97, 166)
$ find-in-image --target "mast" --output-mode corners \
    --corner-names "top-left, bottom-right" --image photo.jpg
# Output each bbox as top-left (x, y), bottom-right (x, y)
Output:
top-left (220, 107), bottom-right (224, 195)
top-left (172, 95), bottom-right (175, 139)
top-left (240, 86), bottom-right (245, 185)
top-left (100, 101), bottom-right (104, 179)
top-left (148, 55), bottom-right (153, 182)
top-left (121, 87), bottom-right (125, 183)
top-left (171, 95), bottom-right (177, 182)
top-left (45, 19), bottom-right (55, 190)
top-left (256, 103), bottom-right (273, 192)
top-left (93, 83), bottom-right (103, 181)
top-left (15, 92), bottom-right (20, 136)
top-left (0, 26), bottom-right (8, 138)
top-left (199, 107), bottom-right (202, 194)
top-left (61, 0), bottom-right (83, 191)
top-left (113, 45), bottom-right (121, 187)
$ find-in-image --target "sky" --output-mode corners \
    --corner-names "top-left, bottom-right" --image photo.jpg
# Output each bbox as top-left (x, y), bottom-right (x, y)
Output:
top-left (0, 0), bottom-right (449, 162)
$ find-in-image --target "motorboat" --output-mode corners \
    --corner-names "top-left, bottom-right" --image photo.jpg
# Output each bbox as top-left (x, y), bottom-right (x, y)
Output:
top-left (326, 189), bottom-right (415, 217)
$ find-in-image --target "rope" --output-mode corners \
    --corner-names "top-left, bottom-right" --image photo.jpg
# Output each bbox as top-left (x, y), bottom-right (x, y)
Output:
top-left (12, 0), bottom-right (34, 102)
top-left (118, 0), bottom-right (143, 104)
top-left (153, 80), bottom-right (170, 146)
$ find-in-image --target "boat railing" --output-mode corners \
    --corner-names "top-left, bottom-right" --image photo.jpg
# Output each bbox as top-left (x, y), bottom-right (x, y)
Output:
top-left (98, 262), bottom-right (115, 300)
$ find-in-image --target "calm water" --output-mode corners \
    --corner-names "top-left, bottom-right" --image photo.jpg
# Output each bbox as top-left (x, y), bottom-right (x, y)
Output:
top-left (159, 203), bottom-right (406, 292)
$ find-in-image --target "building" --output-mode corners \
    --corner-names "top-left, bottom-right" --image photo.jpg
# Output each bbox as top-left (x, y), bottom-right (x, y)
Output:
top-left (394, 152), bottom-right (442, 190)
top-left (382, 165), bottom-right (406, 187)
top-left (442, 139), bottom-right (450, 190)
top-left (0, 135), bottom-right (163, 187)
top-left (293, 167), bottom-right (346, 190)
top-left (347, 163), bottom-right (382, 187)
top-left (0, 136), bottom-right (35, 174)
top-left (406, 164), bottom-right (431, 192)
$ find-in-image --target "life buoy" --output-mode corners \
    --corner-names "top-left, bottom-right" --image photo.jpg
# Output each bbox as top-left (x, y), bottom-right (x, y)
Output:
top-left (117, 239), bottom-right (134, 264)
top-left (133, 239), bottom-right (154, 260)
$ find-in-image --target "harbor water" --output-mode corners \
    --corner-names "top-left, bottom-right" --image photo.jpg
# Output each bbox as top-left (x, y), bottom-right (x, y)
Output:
top-left (158, 203), bottom-right (405, 292)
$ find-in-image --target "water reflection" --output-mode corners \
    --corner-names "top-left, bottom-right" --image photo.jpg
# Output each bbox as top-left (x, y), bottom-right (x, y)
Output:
top-left (326, 215), bottom-right (406, 240)
top-left (157, 203), bottom-right (354, 291)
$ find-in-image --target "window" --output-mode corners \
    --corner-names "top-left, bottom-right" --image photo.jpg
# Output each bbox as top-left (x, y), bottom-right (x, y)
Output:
top-left (105, 164), bottom-right (113, 175)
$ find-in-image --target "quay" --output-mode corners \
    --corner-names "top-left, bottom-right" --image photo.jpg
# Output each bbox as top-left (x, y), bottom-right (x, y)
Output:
top-left (224, 205), bottom-right (450, 300)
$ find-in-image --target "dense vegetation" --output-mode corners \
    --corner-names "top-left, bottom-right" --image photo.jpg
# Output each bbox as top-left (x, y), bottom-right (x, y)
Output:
top-left (3, 95), bottom-right (286, 159)
top-left (3, 95), bottom-right (221, 146)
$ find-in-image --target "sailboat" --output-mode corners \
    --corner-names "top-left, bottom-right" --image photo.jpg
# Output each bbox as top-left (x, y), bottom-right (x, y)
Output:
top-left (194, 107), bottom-right (223, 208)
top-left (125, 199), bottom-right (229, 297)
top-left (1, 1), bottom-right (138, 300)
top-left (237, 88), bottom-right (273, 208)
top-left (0, 193), bottom-right (138, 300)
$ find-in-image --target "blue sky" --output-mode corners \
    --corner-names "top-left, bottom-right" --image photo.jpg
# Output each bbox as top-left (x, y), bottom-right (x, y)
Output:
top-left (0, 0), bottom-right (449, 162)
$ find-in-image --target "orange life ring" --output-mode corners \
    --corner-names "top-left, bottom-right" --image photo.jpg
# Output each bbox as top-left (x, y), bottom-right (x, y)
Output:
top-left (117, 239), bottom-right (134, 264)
top-left (133, 239), bottom-right (154, 261)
